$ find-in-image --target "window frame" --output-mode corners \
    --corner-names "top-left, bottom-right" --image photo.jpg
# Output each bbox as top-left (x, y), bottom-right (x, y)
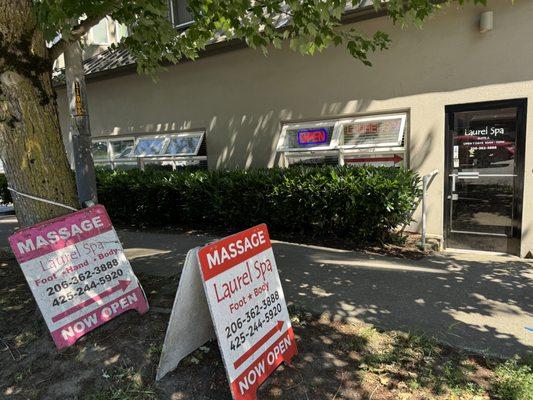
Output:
top-left (168, 0), bottom-right (195, 29)
top-left (277, 112), bottom-right (409, 168)
top-left (283, 151), bottom-right (342, 167)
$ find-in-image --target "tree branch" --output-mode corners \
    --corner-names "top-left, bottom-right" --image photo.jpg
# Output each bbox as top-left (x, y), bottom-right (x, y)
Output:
top-left (48, 14), bottom-right (107, 61)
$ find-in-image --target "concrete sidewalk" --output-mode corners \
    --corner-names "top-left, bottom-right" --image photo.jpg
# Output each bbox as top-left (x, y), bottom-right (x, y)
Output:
top-left (118, 228), bottom-right (533, 358)
top-left (1, 215), bottom-right (532, 358)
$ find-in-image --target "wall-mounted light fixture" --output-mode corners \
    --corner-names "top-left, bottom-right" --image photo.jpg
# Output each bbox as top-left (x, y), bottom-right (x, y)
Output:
top-left (480, 11), bottom-right (494, 33)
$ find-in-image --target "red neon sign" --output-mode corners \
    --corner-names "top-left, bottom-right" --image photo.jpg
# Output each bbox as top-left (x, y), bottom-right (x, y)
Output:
top-left (297, 128), bottom-right (328, 145)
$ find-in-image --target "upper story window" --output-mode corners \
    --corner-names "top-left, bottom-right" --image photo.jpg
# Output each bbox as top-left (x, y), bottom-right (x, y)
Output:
top-left (115, 22), bottom-right (129, 42)
top-left (91, 18), bottom-right (110, 45)
top-left (168, 0), bottom-right (194, 28)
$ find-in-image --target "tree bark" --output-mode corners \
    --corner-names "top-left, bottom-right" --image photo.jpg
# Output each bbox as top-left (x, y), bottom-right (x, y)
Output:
top-left (0, 0), bottom-right (79, 227)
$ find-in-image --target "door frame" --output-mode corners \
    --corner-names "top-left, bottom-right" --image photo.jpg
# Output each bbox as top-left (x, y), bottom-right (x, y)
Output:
top-left (443, 98), bottom-right (527, 255)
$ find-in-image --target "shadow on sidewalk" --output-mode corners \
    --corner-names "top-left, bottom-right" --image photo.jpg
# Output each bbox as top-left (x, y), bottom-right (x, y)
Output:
top-left (120, 230), bottom-right (532, 358)
top-left (273, 242), bottom-right (533, 358)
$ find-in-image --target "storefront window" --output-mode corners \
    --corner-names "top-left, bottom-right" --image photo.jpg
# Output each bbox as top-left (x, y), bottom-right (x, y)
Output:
top-left (134, 138), bottom-right (166, 156)
top-left (169, 0), bottom-right (194, 27)
top-left (277, 113), bottom-right (407, 168)
top-left (91, 131), bottom-right (207, 170)
top-left (286, 153), bottom-right (339, 167)
top-left (277, 121), bottom-right (337, 152)
top-left (339, 114), bottom-right (406, 149)
top-left (110, 139), bottom-right (134, 159)
top-left (91, 141), bottom-right (109, 160)
top-left (165, 134), bottom-right (203, 155)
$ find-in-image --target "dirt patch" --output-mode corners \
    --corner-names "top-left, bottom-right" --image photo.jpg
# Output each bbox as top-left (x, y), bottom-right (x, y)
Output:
top-left (1, 260), bottom-right (528, 400)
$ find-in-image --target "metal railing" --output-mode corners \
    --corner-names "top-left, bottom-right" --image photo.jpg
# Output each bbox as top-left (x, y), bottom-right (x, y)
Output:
top-left (421, 169), bottom-right (439, 248)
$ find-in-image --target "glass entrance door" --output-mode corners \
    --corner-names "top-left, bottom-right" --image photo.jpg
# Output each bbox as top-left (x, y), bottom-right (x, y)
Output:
top-left (445, 100), bottom-right (526, 254)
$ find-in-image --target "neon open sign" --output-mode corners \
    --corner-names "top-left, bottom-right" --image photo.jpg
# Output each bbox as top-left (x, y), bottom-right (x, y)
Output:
top-left (297, 128), bottom-right (328, 146)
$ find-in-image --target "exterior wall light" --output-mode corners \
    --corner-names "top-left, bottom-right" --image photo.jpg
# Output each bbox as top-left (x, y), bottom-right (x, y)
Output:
top-left (480, 11), bottom-right (494, 33)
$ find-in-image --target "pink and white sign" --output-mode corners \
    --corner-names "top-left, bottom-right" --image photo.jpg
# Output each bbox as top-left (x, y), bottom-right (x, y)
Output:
top-left (8, 205), bottom-right (149, 349)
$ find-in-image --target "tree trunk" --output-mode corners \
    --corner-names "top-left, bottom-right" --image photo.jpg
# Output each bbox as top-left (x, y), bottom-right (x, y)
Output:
top-left (0, 0), bottom-right (80, 227)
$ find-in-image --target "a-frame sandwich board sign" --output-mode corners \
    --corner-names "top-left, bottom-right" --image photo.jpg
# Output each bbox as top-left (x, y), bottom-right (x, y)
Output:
top-left (157, 224), bottom-right (297, 400)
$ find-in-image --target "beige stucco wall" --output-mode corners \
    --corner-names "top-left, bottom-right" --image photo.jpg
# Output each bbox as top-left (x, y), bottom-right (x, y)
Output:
top-left (56, 1), bottom-right (533, 257)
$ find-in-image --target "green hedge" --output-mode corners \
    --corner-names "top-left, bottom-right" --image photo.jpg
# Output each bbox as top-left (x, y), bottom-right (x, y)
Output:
top-left (95, 166), bottom-right (421, 243)
top-left (0, 166), bottom-right (421, 243)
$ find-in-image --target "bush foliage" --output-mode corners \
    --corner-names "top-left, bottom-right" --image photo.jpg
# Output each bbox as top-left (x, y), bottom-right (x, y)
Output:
top-left (95, 166), bottom-right (421, 243)
top-left (492, 357), bottom-right (533, 400)
top-left (0, 166), bottom-right (421, 243)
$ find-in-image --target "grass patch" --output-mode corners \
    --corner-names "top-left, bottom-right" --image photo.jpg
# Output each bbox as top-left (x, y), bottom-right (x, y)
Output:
top-left (356, 329), bottom-right (487, 397)
top-left (84, 365), bottom-right (158, 400)
top-left (84, 383), bottom-right (158, 400)
top-left (2, 259), bottom-right (531, 400)
top-left (492, 356), bottom-right (533, 400)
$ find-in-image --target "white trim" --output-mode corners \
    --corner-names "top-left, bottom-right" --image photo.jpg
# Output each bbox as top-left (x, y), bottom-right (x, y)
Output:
top-left (341, 146), bottom-right (405, 155)
top-left (175, 20), bottom-right (194, 29)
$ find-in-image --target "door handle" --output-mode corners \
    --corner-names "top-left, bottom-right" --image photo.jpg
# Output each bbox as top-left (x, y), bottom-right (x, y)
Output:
top-left (457, 171), bottom-right (480, 179)
top-left (450, 174), bottom-right (456, 192)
